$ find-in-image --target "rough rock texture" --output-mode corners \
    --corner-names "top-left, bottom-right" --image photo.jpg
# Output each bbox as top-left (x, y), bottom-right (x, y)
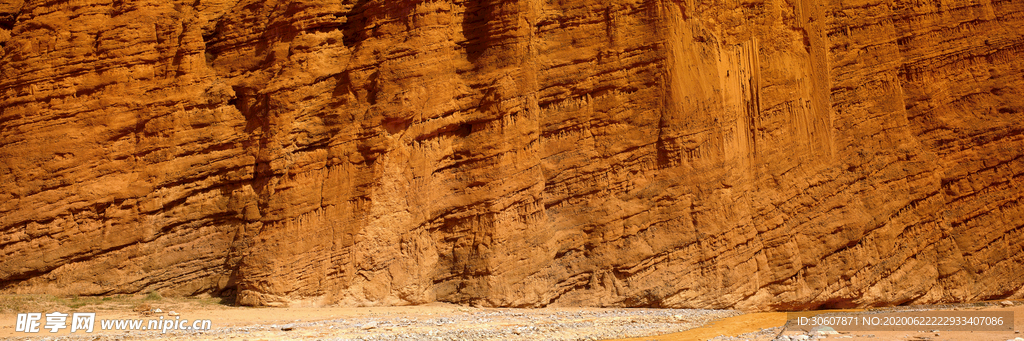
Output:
top-left (1, 0), bottom-right (1022, 310)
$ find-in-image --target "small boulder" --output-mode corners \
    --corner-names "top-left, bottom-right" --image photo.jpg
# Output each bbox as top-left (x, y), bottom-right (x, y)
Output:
top-left (811, 326), bottom-right (839, 335)
top-left (132, 304), bottom-right (152, 315)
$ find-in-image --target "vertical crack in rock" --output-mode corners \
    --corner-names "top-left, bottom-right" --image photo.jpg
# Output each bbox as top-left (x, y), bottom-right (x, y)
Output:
top-left (340, 0), bottom-right (370, 49)
top-left (0, 0), bottom-right (22, 57)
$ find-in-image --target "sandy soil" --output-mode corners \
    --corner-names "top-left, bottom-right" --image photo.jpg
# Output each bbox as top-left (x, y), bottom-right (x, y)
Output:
top-left (1, 295), bottom-right (1021, 340)
top-left (0, 296), bottom-right (740, 340)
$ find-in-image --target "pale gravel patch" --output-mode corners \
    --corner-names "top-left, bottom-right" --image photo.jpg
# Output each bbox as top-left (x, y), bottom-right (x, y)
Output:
top-left (10, 308), bottom-right (741, 341)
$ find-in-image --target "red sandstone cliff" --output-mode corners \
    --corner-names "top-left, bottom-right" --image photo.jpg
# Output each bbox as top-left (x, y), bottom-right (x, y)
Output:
top-left (1, 0), bottom-right (1022, 310)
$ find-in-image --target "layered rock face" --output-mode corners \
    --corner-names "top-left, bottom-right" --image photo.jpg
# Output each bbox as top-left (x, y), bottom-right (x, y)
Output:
top-left (1, 0), bottom-right (1022, 310)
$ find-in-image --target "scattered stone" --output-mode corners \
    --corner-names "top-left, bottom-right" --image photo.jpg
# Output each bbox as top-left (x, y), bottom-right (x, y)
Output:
top-left (361, 321), bottom-right (378, 330)
top-left (812, 326), bottom-right (839, 335)
top-left (792, 335), bottom-right (810, 340)
top-left (152, 308), bottom-right (163, 313)
top-left (167, 311), bottom-right (179, 316)
top-left (1001, 300), bottom-right (1015, 307)
top-left (280, 324), bottom-right (295, 331)
top-left (132, 304), bottom-right (154, 316)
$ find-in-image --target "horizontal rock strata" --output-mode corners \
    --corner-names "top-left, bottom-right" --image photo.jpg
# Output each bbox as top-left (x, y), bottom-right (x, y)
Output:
top-left (1, 0), bottom-right (1022, 309)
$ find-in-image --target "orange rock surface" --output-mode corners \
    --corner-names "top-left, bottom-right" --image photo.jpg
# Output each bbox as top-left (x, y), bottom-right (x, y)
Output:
top-left (1, 0), bottom-right (1022, 309)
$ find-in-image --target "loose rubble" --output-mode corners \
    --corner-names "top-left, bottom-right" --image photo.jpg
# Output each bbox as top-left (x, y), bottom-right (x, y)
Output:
top-left (5, 308), bottom-right (741, 341)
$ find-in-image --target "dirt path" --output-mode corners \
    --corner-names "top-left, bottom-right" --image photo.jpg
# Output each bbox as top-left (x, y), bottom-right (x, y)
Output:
top-left (615, 302), bottom-right (1023, 341)
top-left (609, 312), bottom-right (791, 341)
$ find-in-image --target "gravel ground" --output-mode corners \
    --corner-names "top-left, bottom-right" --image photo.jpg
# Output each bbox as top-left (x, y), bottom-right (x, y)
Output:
top-left (5, 307), bottom-right (742, 340)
